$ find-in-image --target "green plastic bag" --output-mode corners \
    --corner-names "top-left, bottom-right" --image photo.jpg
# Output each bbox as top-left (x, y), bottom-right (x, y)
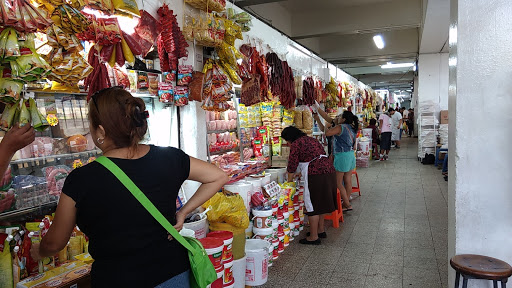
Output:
top-left (95, 156), bottom-right (218, 288)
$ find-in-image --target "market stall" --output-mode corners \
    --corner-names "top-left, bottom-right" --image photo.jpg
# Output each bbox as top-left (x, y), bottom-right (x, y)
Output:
top-left (0, 0), bottom-right (381, 287)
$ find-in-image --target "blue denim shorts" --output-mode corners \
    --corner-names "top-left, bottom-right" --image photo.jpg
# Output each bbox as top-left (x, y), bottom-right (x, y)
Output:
top-left (155, 270), bottom-right (190, 288)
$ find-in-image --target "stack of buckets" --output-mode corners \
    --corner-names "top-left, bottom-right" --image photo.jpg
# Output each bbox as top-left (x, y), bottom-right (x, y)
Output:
top-left (251, 186), bottom-right (305, 267)
top-left (199, 231), bottom-right (235, 288)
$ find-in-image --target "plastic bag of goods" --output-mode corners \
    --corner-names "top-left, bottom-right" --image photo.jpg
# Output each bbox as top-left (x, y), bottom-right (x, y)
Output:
top-left (202, 192), bottom-right (249, 229)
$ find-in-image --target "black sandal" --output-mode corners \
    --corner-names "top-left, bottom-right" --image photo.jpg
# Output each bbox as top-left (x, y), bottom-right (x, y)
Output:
top-left (307, 232), bottom-right (327, 238)
top-left (299, 238), bottom-right (321, 245)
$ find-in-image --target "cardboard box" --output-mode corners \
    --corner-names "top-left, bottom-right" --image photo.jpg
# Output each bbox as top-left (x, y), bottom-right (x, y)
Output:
top-left (440, 110), bottom-right (449, 124)
top-left (17, 261), bottom-right (91, 288)
top-left (281, 147), bottom-right (290, 157)
top-left (271, 156), bottom-right (288, 168)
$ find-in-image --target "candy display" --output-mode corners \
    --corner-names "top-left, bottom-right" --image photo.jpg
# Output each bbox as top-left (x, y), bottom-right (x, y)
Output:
top-left (0, 0), bottom-right (51, 33)
top-left (201, 59), bottom-right (232, 112)
top-left (184, 10), bottom-right (225, 47)
top-left (41, 25), bottom-right (93, 86)
top-left (185, 0), bottom-right (226, 13)
top-left (157, 4), bottom-right (189, 72)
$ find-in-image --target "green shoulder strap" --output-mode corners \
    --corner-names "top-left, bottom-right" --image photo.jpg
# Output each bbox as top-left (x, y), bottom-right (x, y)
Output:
top-left (95, 156), bottom-right (196, 254)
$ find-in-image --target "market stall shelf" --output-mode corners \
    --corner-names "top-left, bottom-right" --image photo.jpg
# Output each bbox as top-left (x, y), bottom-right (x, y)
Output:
top-left (0, 201), bottom-right (58, 221)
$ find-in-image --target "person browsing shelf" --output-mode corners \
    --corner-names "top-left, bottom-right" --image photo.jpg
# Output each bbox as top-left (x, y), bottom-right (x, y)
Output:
top-left (282, 126), bottom-right (337, 245)
top-left (31, 87), bottom-right (229, 288)
top-left (0, 123), bottom-right (35, 183)
top-left (325, 111), bottom-right (358, 211)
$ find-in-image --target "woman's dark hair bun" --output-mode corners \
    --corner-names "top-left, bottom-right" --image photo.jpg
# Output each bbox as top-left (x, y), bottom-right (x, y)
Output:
top-left (88, 88), bottom-right (148, 149)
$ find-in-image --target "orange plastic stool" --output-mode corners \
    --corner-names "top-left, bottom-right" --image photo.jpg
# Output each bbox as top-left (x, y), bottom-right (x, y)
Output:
top-left (352, 171), bottom-right (361, 196)
top-left (325, 189), bottom-right (344, 228)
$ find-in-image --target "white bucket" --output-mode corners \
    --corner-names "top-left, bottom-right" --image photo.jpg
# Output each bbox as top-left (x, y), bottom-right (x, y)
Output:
top-left (179, 228), bottom-right (195, 238)
top-left (261, 174), bottom-right (271, 186)
top-left (246, 177), bottom-right (263, 194)
top-left (245, 239), bottom-right (269, 286)
top-left (252, 227), bottom-right (273, 242)
top-left (362, 128), bottom-right (373, 139)
top-left (183, 214), bottom-right (208, 239)
top-left (252, 209), bottom-right (273, 229)
top-left (232, 255), bottom-right (247, 288)
top-left (358, 141), bottom-right (371, 157)
top-left (264, 170), bottom-right (278, 183)
top-left (224, 181), bottom-right (252, 215)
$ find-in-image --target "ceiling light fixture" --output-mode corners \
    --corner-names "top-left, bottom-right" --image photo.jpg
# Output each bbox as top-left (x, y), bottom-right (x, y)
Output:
top-left (373, 35), bottom-right (385, 49)
top-left (381, 62), bottom-right (415, 69)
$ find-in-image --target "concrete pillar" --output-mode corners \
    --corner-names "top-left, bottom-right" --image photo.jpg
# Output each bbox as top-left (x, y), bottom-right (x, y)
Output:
top-left (417, 53), bottom-right (449, 110)
top-left (448, 0), bottom-right (512, 287)
top-left (179, 101), bottom-right (208, 200)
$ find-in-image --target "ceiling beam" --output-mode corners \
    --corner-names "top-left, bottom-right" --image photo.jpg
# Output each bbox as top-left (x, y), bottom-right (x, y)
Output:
top-left (318, 29), bottom-right (419, 63)
top-left (290, 0), bottom-right (421, 39)
top-left (292, 24), bottom-right (420, 40)
top-left (231, 0), bottom-right (286, 7)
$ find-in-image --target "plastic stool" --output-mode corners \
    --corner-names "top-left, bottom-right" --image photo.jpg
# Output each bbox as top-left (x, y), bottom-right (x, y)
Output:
top-left (325, 189), bottom-right (344, 228)
top-left (352, 171), bottom-right (361, 196)
top-left (451, 254), bottom-right (512, 288)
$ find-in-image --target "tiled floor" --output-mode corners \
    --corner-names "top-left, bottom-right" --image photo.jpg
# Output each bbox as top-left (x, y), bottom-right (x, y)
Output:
top-left (262, 137), bottom-right (449, 288)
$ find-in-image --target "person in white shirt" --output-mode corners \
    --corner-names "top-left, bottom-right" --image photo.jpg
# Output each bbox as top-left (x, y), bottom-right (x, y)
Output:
top-left (390, 109), bottom-right (403, 149)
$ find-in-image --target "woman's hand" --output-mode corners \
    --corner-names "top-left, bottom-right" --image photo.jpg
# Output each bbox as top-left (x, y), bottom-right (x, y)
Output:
top-left (30, 242), bottom-right (42, 261)
top-left (174, 210), bottom-right (186, 232)
top-left (1, 124), bottom-right (35, 154)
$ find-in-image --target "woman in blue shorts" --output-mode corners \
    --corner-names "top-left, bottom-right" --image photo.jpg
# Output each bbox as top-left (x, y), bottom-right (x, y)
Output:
top-left (326, 111), bottom-right (358, 211)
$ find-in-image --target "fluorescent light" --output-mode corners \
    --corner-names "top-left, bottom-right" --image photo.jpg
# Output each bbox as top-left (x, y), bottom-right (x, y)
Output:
top-left (373, 35), bottom-right (385, 49)
top-left (381, 62), bottom-right (415, 69)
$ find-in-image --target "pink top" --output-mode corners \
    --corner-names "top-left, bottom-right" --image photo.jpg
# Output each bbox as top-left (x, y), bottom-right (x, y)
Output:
top-left (379, 113), bottom-right (392, 133)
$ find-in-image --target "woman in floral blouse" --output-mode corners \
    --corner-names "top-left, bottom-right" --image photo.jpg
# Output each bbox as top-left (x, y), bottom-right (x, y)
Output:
top-left (282, 126), bottom-right (337, 245)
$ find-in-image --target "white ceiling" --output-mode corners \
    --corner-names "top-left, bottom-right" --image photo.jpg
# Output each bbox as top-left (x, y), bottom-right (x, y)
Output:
top-left (236, 0), bottom-right (449, 93)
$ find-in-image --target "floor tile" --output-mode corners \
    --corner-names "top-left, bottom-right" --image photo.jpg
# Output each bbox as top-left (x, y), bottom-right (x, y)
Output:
top-left (364, 275), bottom-right (403, 288)
top-left (264, 138), bottom-right (449, 287)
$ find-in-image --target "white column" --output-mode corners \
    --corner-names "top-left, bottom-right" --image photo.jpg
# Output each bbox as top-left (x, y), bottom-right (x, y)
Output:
top-left (448, 0), bottom-right (512, 287)
top-left (180, 101), bottom-right (208, 200)
top-left (417, 53), bottom-right (449, 109)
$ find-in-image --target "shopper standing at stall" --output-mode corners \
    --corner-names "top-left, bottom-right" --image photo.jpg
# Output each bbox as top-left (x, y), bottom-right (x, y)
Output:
top-left (367, 118), bottom-right (380, 159)
top-left (391, 108), bottom-right (403, 149)
top-left (408, 108), bottom-right (415, 137)
top-left (402, 107), bottom-right (409, 136)
top-left (282, 126), bottom-right (337, 245)
top-left (379, 110), bottom-right (393, 160)
top-left (31, 87), bottom-right (229, 288)
top-left (325, 111), bottom-right (358, 211)
top-left (0, 124), bottom-right (35, 182)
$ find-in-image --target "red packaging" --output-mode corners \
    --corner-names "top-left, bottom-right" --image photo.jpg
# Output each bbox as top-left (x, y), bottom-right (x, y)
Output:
top-left (252, 137), bottom-right (263, 157)
top-left (177, 65), bottom-right (193, 86)
top-left (198, 237), bottom-right (224, 270)
top-left (257, 126), bottom-right (268, 144)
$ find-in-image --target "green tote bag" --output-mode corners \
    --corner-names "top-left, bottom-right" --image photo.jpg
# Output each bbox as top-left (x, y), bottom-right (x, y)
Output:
top-left (96, 156), bottom-right (218, 288)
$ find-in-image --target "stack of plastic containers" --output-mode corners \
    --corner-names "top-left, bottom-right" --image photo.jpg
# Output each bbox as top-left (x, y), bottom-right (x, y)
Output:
top-left (201, 231), bottom-right (235, 288)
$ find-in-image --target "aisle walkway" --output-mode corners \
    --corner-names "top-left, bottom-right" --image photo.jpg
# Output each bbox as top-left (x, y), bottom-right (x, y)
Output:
top-left (263, 137), bottom-right (449, 288)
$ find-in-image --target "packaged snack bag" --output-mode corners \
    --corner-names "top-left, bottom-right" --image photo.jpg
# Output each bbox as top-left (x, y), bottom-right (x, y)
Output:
top-left (177, 65), bottom-right (193, 86)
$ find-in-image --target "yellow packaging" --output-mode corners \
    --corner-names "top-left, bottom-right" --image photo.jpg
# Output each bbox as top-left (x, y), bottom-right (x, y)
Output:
top-left (57, 246), bottom-right (68, 264)
top-left (16, 261), bottom-right (90, 288)
top-left (73, 253), bottom-right (94, 264)
top-left (0, 237), bottom-right (13, 288)
top-left (68, 236), bottom-right (83, 259)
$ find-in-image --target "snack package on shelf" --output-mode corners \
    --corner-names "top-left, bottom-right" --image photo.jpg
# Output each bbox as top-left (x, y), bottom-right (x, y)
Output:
top-left (185, 0), bottom-right (226, 13)
top-left (201, 59), bottom-right (232, 112)
top-left (157, 4), bottom-right (189, 72)
top-left (0, 0), bottom-right (52, 33)
top-left (184, 9), bottom-right (225, 47)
